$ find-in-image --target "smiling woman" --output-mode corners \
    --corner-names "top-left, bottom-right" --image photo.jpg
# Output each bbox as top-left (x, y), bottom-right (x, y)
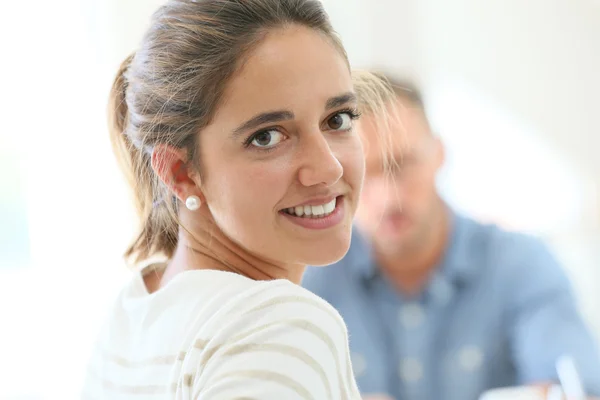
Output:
top-left (82, 0), bottom-right (395, 398)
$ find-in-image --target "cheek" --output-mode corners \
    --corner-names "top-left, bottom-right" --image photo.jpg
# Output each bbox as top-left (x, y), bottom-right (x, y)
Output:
top-left (359, 181), bottom-right (387, 211)
top-left (208, 163), bottom-right (287, 216)
top-left (202, 159), bottom-right (292, 247)
top-left (355, 183), bottom-right (386, 234)
top-left (338, 138), bottom-right (365, 192)
top-left (408, 168), bottom-right (437, 199)
top-left (402, 179), bottom-right (435, 213)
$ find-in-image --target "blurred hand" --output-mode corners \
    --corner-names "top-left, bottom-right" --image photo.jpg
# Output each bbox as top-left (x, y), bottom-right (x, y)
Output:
top-left (538, 383), bottom-right (599, 399)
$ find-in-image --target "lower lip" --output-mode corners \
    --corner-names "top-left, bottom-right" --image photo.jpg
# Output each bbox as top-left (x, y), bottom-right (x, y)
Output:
top-left (280, 196), bottom-right (345, 230)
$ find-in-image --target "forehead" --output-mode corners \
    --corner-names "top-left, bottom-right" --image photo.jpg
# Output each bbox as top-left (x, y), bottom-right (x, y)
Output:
top-left (215, 26), bottom-right (352, 119)
top-left (361, 97), bottom-right (430, 161)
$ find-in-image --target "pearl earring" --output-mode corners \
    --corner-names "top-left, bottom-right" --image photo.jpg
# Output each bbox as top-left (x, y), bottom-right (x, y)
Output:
top-left (185, 195), bottom-right (201, 211)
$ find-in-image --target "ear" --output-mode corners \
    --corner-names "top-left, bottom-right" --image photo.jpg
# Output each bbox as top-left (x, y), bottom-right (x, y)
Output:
top-left (432, 135), bottom-right (446, 171)
top-left (151, 144), bottom-right (203, 204)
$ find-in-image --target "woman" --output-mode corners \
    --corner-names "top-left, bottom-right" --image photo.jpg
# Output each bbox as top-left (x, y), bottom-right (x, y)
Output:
top-left (83, 0), bottom-right (394, 398)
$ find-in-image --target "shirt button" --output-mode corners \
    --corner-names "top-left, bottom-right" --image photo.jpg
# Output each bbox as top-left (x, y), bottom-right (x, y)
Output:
top-left (399, 357), bottom-right (424, 383)
top-left (459, 345), bottom-right (484, 371)
top-left (351, 352), bottom-right (367, 377)
top-left (400, 303), bottom-right (424, 328)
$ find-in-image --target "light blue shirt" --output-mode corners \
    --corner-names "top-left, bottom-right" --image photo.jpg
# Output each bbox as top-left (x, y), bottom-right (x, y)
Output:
top-left (302, 213), bottom-right (600, 400)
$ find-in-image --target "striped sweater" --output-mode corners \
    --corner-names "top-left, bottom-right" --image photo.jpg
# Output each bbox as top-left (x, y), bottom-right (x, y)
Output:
top-left (82, 266), bottom-right (361, 399)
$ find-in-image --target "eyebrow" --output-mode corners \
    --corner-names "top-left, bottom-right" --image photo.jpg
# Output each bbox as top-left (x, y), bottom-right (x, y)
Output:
top-left (232, 110), bottom-right (294, 138)
top-left (231, 92), bottom-right (358, 138)
top-left (325, 92), bottom-right (357, 110)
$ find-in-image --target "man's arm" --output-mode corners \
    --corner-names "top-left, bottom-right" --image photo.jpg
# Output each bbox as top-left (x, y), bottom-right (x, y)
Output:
top-left (505, 236), bottom-right (600, 395)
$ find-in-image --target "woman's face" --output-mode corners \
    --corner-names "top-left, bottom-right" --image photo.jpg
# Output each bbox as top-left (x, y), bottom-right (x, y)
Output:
top-left (198, 25), bottom-right (364, 267)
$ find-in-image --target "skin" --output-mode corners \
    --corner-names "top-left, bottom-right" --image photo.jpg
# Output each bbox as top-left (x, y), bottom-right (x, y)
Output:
top-left (149, 25), bottom-right (365, 289)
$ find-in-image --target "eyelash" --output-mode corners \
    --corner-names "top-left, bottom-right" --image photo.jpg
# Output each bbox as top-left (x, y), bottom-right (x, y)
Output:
top-left (335, 108), bottom-right (362, 124)
top-left (242, 108), bottom-right (362, 149)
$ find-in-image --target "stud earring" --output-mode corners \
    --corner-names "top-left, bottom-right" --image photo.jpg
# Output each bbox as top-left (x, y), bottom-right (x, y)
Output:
top-left (185, 195), bottom-right (201, 211)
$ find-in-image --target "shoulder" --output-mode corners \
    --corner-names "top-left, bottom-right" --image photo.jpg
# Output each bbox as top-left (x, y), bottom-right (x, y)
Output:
top-left (459, 215), bottom-right (560, 274)
top-left (219, 279), bottom-right (352, 373)
top-left (457, 216), bottom-right (571, 301)
top-left (186, 275), bottom-right (349, 349)
top-left (193, 279), bottom-right (358, 399)
top-left (225, 278), bottom-right (349, 340)
top-left (492, 228), bottom-right (561, 278)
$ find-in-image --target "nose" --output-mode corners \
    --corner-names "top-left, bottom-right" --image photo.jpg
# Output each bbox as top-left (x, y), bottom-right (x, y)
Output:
top-left (297, 133), bottom-right (343, 187)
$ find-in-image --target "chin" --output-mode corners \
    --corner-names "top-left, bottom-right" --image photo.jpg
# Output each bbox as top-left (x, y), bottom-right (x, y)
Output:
top-left (299, 230), bottom-right (352, 267)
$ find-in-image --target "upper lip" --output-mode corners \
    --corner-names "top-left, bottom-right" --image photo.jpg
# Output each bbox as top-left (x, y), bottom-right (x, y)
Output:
top-left (282, 194), bottom-right (342, 209)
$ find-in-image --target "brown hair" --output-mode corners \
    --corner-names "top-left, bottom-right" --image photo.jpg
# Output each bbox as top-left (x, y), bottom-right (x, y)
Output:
top-left (376, 73), bottom-right (425, 109)
top-left (109, 0), bottom-right (395, 265)
top-left (370, 71), bottom-right (431, 136)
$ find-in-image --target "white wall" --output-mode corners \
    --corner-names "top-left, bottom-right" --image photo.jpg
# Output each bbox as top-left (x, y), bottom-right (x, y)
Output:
top-left (416, 0), bottom-right (600, 177)
top-left (0, 1), bottom-right (151, 397)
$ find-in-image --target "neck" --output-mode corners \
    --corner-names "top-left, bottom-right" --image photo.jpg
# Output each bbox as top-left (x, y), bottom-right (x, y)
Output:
top-left (376, 201), bottom-right (450, 296)
top-left (161, 209), bottom-right (305, 287)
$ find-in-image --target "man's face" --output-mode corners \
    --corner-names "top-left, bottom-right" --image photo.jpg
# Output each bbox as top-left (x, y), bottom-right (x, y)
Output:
top-left (354, 97), bottom-right (444, 255)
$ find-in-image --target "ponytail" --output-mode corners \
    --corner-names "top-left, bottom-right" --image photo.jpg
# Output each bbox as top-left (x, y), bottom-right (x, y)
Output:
top-left (108, 54), bottom-right (178, 265)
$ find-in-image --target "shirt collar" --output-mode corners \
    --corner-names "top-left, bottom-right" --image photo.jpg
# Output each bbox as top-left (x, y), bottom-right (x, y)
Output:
top-left (438, 211), bottom-right (477, 284)
top-left (427, 211), bottom-right (480, 304)
top-left (345, 227), bottom-right (379, 281)
top-left (348, 210), bottom-right (478, 290)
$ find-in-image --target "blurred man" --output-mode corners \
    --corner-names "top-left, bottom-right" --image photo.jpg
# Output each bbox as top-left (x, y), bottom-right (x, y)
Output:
top-left (302, 75), bottom-right (600, 400)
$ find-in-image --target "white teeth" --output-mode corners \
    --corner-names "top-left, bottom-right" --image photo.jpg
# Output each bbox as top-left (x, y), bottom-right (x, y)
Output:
top-left (311, 205), bottom-right (325, 216)
top-left (285, 198), bottom-right (338, 218)
top-left (323, 198), bottom-right (336, 213)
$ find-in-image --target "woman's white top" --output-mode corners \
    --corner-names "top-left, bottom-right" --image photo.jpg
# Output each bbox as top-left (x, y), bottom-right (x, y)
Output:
top-left (82, 266), bottom-right (360, 399)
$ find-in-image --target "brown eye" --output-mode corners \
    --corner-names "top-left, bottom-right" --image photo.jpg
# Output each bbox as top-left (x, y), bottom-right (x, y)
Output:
top-left (327, 112), bottom-right (353, 131)
top-left (250, 129), bottom-right (285, 149)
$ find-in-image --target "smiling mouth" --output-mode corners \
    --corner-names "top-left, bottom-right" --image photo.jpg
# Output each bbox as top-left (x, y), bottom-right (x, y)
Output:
top-left (282, 197), bottom-right (338, 219)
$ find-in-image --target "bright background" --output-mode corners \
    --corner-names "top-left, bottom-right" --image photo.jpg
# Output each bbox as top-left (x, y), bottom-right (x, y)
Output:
top-left (0, 0), bottom-right (598, 398)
